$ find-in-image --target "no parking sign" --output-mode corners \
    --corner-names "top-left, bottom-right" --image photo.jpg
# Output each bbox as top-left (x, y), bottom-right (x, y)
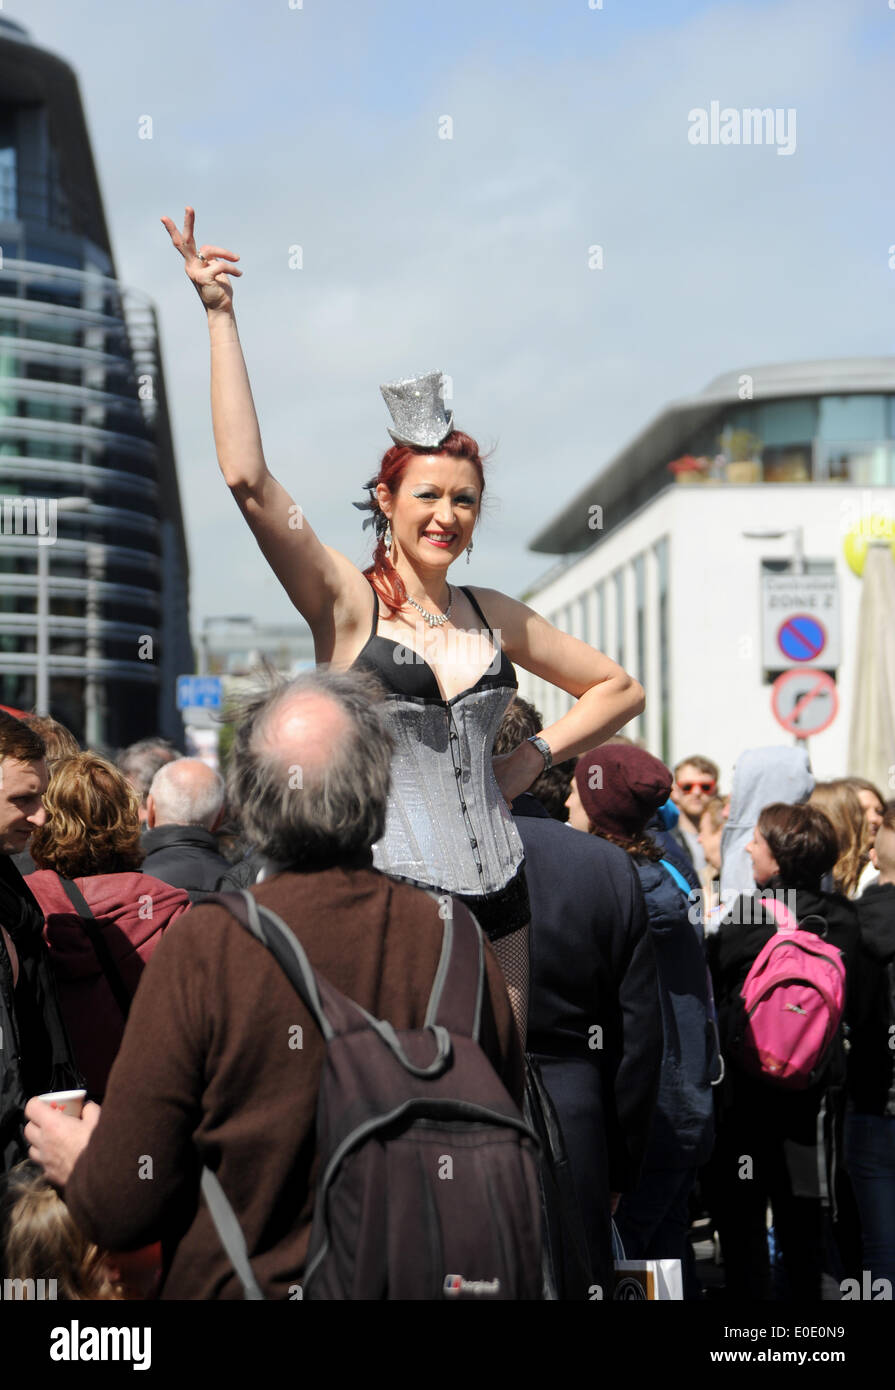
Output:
top-left (761, 572), bottom-right (840, 669)
top-left (776, 613), bottom-right (827, 663)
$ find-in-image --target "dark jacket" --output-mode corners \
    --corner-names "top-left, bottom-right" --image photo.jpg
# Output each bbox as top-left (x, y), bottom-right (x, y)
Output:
top-left (667, 822), bottom-right (695, 868)
top-left (0, 855), bottom-right (82, 1172)
top-left (9, 846), bottom-right (36, 877)
top-left (28, 869), bottom-right (191, 1100)
top-left (63, 861), bottom-right (523, 1299)
top-left (140, 825), bottom-right (233, 899)
top-left (217, 847), bottom-right (266, 892)
top-left (850, 881), bottom-right (895, 1115)
top-left (513, 794), bottom-right (661, 1289)
top-left (633, 857), bottom-right (717, 1170)
top-left (519, 796), bottom-right (662, 1185)
top-left (647, 816), bottom-right (701, 893)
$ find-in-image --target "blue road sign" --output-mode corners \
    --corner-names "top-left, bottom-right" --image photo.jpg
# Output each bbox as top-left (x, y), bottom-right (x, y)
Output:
top-left (776, 613), bottom-right (826, 664)
top-left (176, 675), bottom-right (223, 711)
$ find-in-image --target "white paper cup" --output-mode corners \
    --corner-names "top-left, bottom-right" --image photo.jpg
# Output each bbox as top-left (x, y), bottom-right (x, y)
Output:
top-left (36, 1089), bottom-right (86, 1118)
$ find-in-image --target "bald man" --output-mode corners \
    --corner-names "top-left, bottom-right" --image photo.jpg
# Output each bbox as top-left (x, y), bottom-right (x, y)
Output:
top-left (140, 758), bottom-right (232, 900)
top-left (25, 668), bottom-right (524, 1299)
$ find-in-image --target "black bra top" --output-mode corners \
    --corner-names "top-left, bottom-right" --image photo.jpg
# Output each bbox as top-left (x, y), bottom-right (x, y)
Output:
top-left (350, 583), bottom-right (517, 705)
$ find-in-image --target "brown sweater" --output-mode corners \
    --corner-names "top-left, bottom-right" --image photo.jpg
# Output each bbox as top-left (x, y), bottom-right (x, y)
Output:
top-left (64, 863), bottom-right (524, 1299)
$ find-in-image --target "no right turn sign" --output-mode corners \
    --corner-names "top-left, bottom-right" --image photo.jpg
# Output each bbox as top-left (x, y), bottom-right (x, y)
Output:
top-left (771, 668), bottom-right (838, 738)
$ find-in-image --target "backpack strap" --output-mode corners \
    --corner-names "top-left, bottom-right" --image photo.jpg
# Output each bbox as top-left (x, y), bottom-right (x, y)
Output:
top-left (55, 874), bottom-right (132, 1021)
top-left (423, 897), bottom-right (484, 1041)
top-left (205, 890), bottom-right (453, 1076)
top-left (659, 857), bottom-right (692, 899)
top-left (760, 895), bottom-right (799, 933)
top-left (760, 896), bottom-right (830, 939)
top-left (200, 1167), bottom-right (265, 1301)
top-left (204, 889), bottom-right (337, 1040)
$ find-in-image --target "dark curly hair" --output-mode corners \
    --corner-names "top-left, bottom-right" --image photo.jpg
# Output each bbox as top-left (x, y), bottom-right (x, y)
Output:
top-left (589, 826), bottom-right (665, 862)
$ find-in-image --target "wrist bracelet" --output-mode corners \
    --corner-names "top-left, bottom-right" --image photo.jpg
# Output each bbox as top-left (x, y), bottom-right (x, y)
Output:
top-left (526, 734), bottom-right (553, 772)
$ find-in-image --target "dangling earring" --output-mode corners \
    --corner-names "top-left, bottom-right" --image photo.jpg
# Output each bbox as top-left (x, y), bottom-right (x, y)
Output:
top-left (384, 521), bottom-right (392, 552)
top-left (466, 538), bottom-right (473, 565)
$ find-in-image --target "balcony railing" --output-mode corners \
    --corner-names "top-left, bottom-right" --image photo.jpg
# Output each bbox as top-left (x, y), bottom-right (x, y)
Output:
top-left (0, 167), bottom-right (94, 237)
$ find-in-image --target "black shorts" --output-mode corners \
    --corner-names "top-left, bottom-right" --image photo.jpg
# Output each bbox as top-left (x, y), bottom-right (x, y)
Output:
top-left (387, 860), bottom-right (530, 944)
top-left (451, 860), bottom-right (531, 943)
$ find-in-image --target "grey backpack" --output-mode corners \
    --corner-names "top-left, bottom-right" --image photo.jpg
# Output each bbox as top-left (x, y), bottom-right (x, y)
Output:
top-left (200, 889), bottom-right (543, 1300)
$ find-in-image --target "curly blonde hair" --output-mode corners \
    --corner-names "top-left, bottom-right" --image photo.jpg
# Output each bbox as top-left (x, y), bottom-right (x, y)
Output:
top-left (30, 752), bottom-right (144, 878)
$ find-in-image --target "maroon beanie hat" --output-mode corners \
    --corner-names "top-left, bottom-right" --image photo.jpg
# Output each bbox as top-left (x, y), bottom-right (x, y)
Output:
top-left (574, 744), bottom-right (673, 839)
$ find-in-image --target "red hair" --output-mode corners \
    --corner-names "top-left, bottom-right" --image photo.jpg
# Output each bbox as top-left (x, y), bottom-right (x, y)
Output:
top-left (363, 430), bottom-right (487, 615)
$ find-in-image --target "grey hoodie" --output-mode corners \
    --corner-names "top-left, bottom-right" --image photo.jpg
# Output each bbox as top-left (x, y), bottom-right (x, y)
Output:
top-left (720, 746), bottom-right (815, 898)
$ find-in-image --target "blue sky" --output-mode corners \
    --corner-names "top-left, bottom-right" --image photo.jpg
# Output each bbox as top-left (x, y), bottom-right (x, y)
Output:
top-left (14, 0), bottom-right (895, 632)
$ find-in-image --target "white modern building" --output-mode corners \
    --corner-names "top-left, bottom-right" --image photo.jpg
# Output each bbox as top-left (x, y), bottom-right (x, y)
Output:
top-left (516, 358), bottom-right (895, 786)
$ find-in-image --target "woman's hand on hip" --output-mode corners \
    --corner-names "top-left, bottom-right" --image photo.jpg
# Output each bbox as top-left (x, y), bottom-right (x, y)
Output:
top-left (492, 741), bottom-right (545, 808)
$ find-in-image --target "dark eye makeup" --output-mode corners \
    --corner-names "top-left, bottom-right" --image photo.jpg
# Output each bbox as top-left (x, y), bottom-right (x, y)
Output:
top-left (412, 490), bottom-right (476, 503)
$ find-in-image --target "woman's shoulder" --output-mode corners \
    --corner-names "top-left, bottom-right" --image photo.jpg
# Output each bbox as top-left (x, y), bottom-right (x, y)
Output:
top-left (79, 872), bottom-right (189, 923)
top-left (463, 585), bottom-right (520, 616)
top-left (460, 587), bottom-right (531, 657)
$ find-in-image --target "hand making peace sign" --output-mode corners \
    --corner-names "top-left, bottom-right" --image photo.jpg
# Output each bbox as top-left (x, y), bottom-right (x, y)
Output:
top-left (160, 205), bottom-right (242, 313)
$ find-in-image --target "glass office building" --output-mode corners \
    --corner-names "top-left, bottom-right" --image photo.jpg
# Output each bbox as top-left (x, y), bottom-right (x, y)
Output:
top-left (0, 16), bottom-right (191, 748)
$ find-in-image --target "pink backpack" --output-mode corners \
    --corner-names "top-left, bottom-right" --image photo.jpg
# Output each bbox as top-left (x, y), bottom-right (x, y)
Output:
top-left (736, 897), bottom-right (846, 1089)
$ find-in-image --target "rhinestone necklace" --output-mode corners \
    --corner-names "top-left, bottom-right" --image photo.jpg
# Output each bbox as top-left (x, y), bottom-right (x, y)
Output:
top-left (405, 583), bottom-right (453, 627)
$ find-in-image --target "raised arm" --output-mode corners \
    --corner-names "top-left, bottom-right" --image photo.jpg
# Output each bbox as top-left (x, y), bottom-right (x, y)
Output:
top-left (160, 208), bottom-right (371, 647)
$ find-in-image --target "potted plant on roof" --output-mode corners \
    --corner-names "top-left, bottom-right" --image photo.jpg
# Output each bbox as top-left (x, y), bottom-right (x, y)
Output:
top-left (667, 454), bottom-right (710, 485)
top-left (722, 429), bottom-right (763, 483)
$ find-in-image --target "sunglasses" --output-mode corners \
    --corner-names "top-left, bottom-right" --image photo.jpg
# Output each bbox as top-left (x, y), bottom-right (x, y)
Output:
top-left (678, 780), bottom-right (716, 794)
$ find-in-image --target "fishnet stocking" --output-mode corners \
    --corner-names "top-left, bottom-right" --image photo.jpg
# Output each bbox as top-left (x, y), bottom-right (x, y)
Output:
top-left (491, 921), bottom-right (530, 1047)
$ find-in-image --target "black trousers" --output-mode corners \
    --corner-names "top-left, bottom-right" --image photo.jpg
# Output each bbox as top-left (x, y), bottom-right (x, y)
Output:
top-left (708, 1072), bottom-right (831, 1301)
top-left (533, 1055), bottom-right (611, 1297)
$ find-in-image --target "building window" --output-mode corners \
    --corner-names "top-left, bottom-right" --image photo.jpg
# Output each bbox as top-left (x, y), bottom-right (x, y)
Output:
top-left (819, 394), bottom-right (888, 442)
top-left (655, 536), bottom-right (670, 764)
top-left (614, 570), bottom-right (625, 668)
top-left (634, 553), bottom-right (646, 683)
top-left (0, 144), bottom-right (16, 221)
top-left (762, 446), bottom-right (812, 483)
top-left (816, 442), bottom-right (895, 486)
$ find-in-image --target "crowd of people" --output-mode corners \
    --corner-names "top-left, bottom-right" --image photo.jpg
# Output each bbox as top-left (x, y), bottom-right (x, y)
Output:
top-left (1, 207), bottom-right (890, 1303)
top-left (0, 696), bottom-right (892, 1301)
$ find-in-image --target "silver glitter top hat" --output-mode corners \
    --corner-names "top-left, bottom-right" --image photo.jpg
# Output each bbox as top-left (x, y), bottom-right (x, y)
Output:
top-left (380, 370), bottom-right (454, 448)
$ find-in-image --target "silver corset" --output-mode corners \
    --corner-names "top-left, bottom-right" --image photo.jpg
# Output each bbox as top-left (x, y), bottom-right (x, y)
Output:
top-left (372, 684), bottom-right (525, 896)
